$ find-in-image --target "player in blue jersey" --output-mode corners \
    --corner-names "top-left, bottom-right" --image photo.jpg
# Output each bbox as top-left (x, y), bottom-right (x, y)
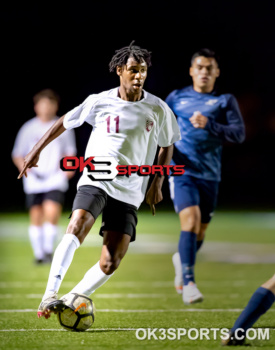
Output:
top-left (222, 275), bottom-right (275, 345)
top-left (166, 48), bottom-right (245, 304)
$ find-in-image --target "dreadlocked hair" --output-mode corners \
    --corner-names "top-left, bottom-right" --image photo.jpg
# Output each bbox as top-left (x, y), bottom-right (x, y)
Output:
top-left (109, 41), bottom-right (152, 72)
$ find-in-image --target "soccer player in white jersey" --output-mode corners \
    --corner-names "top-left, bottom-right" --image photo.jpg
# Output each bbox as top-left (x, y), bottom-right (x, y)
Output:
top-left (12, 89), bottom-right (76, 264)
top-left (18, 42), bottom-right (181, 318)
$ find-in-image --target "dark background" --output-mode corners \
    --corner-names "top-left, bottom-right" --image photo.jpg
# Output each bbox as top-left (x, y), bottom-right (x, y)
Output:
top-left (2, 1), bottom-right (275, 211)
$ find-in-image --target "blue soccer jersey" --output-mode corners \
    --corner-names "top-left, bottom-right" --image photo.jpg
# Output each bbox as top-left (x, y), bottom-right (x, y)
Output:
top-left (166, 86), bottom-right (245, 181)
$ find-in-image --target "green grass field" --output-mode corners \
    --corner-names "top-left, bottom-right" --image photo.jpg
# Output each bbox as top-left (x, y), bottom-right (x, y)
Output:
top-left (0, 210), bottom-right (275, 350)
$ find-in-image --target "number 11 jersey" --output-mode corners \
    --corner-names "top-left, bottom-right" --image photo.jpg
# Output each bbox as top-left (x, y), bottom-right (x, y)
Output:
top-left (63, 87), bottom-right (180, 208)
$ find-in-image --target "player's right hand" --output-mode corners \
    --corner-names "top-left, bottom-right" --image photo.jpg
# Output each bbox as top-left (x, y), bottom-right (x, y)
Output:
top-left (18, 152), bottom-right (39, 179)
top-left (145, 183), bottom-right (163, 216)
top-left (189, 111), bottom-right (208, 129)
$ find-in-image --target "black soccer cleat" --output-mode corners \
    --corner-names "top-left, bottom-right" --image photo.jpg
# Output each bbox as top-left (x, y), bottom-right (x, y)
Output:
top-left (221, 331), bottom-right (246, 346)
top-left (47, 300), bottom-right (67, 314)
top-left (38, 294), bottom-right (67, 319)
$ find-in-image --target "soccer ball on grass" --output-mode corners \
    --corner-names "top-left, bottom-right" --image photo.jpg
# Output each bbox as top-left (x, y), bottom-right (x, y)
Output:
top-left (57, 293), bottom-right (95, 331)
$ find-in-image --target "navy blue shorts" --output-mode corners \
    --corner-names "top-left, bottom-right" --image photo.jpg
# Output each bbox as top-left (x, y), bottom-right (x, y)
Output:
top-left (168, 175), bottom-right (219, 223)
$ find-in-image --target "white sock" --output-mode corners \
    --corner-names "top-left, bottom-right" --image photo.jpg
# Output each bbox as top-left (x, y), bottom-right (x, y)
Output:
top-left (172, 252), bottom-right (183, 277)
top-left (43, 222), bottom-right (58, 255)
top-left (42, 234), bottom-right (80, 300)
top-left (28, 225), bottom-right (44, 260)
top-left (70, 261), bottom-right (113, 296)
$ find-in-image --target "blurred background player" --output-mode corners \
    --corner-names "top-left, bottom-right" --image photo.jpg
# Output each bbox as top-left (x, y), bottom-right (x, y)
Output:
top-left (165, 48), bottom-right (245, 304)
top-left (222, 275), bottom-right (275, 346)
top-left (12, 89), bottom-right (76, 264)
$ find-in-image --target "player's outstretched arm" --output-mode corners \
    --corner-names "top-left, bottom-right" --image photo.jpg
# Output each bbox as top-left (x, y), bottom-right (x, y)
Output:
top-left (18, 115), bottom-right (66, 179)
top-left (146, 145), bottom-right (173, 215)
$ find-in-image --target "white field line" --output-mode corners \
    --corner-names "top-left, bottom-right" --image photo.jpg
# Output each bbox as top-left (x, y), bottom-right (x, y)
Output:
top-left (0, 293), bottom-right (178, 299)
top-left (0, 281), bottom-right (173, 288)
top-left (2, 221), bottom-right (275, 259)
top-left (0, 328), bottom-right (136, 332)
top-left (2, 308), bottom-right (275, 313)
top-left (1, 327), bottom-right (275, 333)
top-left (0, 293), bottom-right (250, 299)
top-left (0, 280), bottom-right (247, 288)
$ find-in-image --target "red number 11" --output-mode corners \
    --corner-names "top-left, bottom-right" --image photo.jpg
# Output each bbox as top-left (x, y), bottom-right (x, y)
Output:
top-left (106, 116), bottom-right (119, 133)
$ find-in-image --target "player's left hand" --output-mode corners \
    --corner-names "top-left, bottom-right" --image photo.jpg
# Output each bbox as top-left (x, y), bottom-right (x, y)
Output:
top-left (189, 111), bottom-right (208, 129)
top-left (146, 183), bottom-right (163, 216)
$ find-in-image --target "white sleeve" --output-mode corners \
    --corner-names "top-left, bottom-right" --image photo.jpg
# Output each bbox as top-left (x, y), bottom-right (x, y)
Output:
top-left (63, 95), bottom-right (97, 130)
top-left (12, 124), bottom-right (30, 158)
top-left (157, 101), bottom-right (181, 147)
top-left (61, 129), bottom-right (77, 156)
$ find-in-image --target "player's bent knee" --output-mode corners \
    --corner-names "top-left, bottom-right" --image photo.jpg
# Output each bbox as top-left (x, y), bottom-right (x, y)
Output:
top-left (270, 274), bottom-right (275, 285)
top-left (100, 258), bottom-right (121, 275)
top-left (186, 218), bottom-right (199, 233)
top-left (180, 215), bottom-right (200, 233)
top-left (179, 206), bottom-right (201, 233)
top-left (262, 274), bottom-right (275, 294)
top-left (197, 231), bottom-right (205, 241)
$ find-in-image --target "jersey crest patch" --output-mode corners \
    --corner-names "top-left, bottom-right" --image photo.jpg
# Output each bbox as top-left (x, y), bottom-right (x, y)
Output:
top-left (146, 119), bottom-right (154, 132)
top-left (205, 99), bottom-right (218, 105)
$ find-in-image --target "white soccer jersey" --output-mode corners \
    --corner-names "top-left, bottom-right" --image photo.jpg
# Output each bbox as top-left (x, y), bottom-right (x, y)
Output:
top-left (64, 87), bottom-right (181, 208)
top-left (12, 117), bottom-right (77, 194)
